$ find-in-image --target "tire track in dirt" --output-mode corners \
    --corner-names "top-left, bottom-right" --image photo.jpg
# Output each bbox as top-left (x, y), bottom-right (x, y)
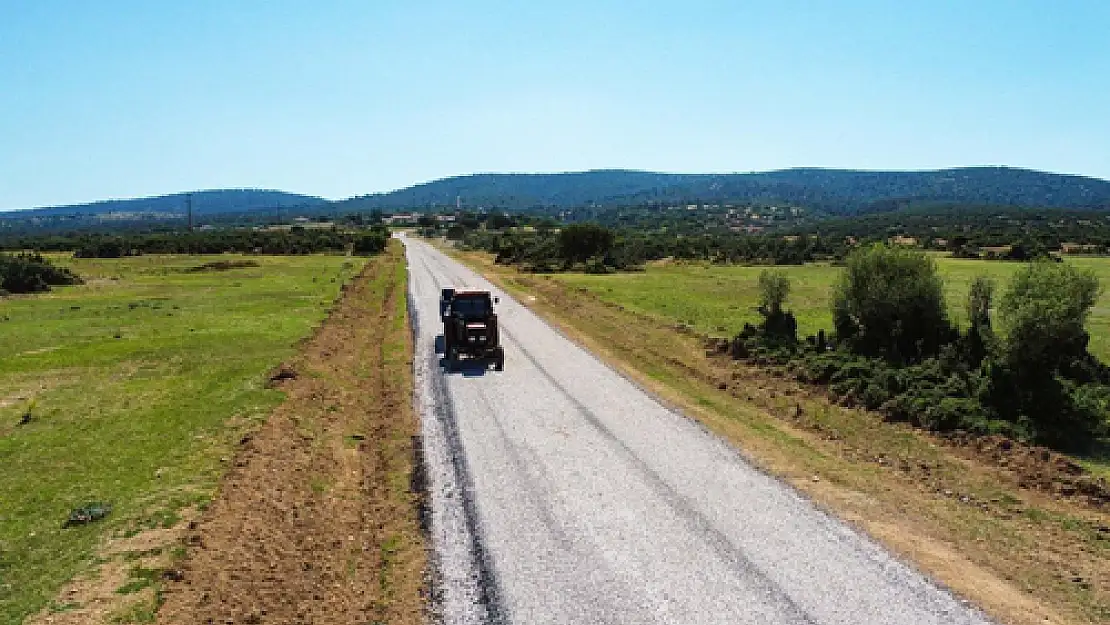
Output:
top-left (156, 245), bottom-right (425, 625)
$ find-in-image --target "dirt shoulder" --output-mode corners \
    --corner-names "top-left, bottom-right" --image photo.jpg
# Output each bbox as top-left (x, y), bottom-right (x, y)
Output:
top-left (449, 247), bottom-right (1109, 625)
top-left (155, 243), bottom-right (425, 625)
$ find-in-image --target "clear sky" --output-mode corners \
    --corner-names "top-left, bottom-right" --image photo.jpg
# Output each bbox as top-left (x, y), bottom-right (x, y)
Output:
top-left (1, 0), bottom-right (1108, 210)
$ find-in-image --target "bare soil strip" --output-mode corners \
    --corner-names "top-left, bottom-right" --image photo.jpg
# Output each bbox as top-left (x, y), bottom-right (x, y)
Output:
top-left (450, 248), bottom-right (1109, 625)
top-left (156, 244), bottom-right (425, 625)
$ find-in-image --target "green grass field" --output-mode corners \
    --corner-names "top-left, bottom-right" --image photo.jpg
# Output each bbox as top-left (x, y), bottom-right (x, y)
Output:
top-left (0, 254), bottom-right (361, 623)
top-left (555, 256), bottom-right (1110, 361)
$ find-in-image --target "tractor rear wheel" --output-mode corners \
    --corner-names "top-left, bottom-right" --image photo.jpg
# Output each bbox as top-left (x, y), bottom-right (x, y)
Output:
top-left (444, 335), bottom-right (457, 370)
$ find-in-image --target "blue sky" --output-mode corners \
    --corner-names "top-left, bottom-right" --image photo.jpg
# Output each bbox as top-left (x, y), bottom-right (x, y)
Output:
top-left (1, 0), bottom-right (1108, 210)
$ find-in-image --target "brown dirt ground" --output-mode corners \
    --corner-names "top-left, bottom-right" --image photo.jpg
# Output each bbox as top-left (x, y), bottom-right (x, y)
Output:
top-left (155, 245), bottom-right (425, 625)
top-left (452, 249), bottom-right (1110, 625)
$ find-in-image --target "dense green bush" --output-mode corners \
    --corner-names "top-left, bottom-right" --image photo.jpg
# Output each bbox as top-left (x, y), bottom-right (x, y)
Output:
top-left (988, 261), bottom-right (1107, 447)
top-left (999, 261), bottom-right (1100, 375)
top-left (832, 244), bottom-right (954, 363)
top-left (352, 226), bottom-right (391, 256)
top-left (0, 252), bottom-right (83, 295)
top-left (558, 223), bottom-right (615, 266)
top-left (61, 226), bottom-right (390, 258)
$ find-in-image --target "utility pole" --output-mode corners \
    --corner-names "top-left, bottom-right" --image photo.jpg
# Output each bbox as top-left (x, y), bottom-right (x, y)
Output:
top-left (186, 193), bottom-right (194, 231)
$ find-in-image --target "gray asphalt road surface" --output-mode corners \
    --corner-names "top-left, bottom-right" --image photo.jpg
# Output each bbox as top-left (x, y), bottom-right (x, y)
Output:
top-left (404, 236), bottom-right (994, 625)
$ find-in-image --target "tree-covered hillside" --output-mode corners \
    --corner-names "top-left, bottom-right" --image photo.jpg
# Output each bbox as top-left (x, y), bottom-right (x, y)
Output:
top-left (5, 168), bottom-right (1110, 228)
top-left (5, 189), bottom-right (327, 218)
top-left (334, 167), bottom-right (1110, 214)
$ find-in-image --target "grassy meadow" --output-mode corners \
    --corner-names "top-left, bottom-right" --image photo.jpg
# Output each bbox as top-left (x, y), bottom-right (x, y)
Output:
top-left (453, 247), bottom-right (1110, 625)
top-left (0, 254), bottom-right (361, 623)
top-left (555, 255), bottom-right (1110, 361)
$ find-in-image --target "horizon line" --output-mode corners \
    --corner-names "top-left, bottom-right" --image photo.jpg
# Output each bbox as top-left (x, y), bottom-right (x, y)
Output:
top-left (3, 164), bottom-right (1109, 213)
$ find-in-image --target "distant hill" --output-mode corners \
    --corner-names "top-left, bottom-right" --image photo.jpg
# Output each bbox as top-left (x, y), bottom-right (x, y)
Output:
top-left (334, 167), bottom-right (1110, 215)
top-left (6, 189), bottom-right (327, 218)
top-left (7, 168), bottom-right (1110, 222)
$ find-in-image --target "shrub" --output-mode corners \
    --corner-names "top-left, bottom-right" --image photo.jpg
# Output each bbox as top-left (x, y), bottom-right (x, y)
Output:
top-left (0, 252), bottom-right (83, 294)
top-left (352, 227), bottom-right (390, 255)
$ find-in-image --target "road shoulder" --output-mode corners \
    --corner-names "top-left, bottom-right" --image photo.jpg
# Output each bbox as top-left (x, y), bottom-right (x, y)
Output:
top-left (155, 243), bottom-right (426, 625)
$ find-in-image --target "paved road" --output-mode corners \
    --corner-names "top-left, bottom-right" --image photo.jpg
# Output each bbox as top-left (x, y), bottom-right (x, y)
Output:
top-left (404, 237), bottom-right (993, 625)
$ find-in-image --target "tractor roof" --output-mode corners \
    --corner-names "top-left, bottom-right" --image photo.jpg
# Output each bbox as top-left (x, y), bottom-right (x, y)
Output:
top-left (453, 290), bottom-right (491, 297)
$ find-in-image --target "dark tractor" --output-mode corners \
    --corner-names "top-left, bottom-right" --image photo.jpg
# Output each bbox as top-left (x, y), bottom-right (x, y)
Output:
top-left (440, 288), bottom-right (505, 370)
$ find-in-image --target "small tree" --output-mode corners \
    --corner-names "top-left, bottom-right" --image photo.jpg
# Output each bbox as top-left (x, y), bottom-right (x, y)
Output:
top-left (963, 275), bottom-right (996, 365)
top-left (966, 275), bottom-right (995, 327)
top-left (992, 260), bottom-right (1104, 447)
top-left (558, 223), bottom-right (615, 266)
top-left (758, 269), bottom-right (790, 317)
top-left (755, 269), bottom-right (797, 343)
top-left (831, 244), bottom-right (952, 363)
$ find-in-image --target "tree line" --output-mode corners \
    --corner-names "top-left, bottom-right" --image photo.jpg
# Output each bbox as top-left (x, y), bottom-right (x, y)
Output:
top-left (456, 223), bottom-right (848, 272)
top-left (800, 204), bottom-right (1110, 257)
top-left (2, 226), bottom-right (391, 258)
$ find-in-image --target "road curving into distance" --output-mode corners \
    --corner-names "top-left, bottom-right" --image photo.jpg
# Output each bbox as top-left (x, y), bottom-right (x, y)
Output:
top-left (404, 236), bottom-right (994, 625)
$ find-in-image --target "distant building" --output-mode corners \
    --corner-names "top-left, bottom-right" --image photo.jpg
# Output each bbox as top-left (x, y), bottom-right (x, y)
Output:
top-left (1061, 242), bottom-right (1100, 254)
top-left (383, 213), bottom-right (421, 225)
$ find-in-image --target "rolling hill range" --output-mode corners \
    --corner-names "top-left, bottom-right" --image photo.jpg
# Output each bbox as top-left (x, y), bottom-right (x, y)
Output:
top-left (335, 167), bottom-right (1110, 215)
top-left (5, 167), bottom-right (1110, 222)
top-left (5, 189), bottom-right (327, 218)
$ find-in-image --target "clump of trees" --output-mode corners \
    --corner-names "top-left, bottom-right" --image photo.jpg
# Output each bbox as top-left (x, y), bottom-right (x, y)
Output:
top-left (731, 244), bottom-right (1109, 451)
top-left (0, 252), bottom-right (83, 295)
